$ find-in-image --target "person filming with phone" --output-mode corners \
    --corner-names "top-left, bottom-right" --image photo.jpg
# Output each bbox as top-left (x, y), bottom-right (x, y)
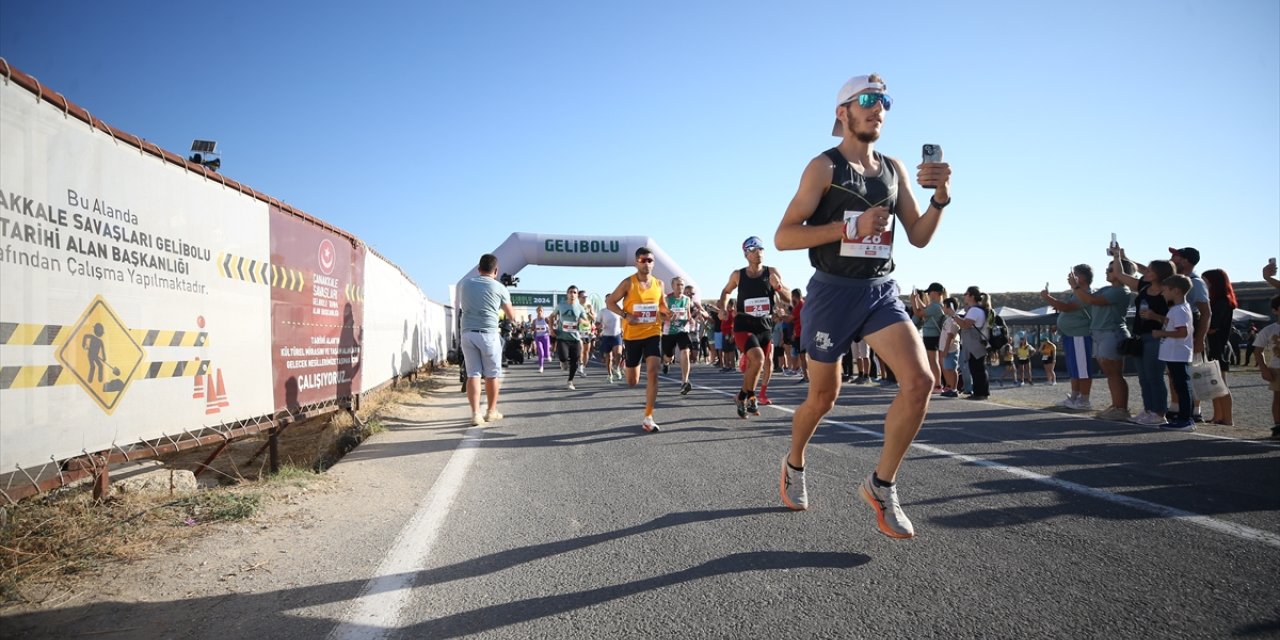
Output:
top-left (772, 72), bottom-right (952, 540)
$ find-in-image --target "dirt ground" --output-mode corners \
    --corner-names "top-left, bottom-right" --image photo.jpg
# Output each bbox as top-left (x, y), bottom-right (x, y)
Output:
top-left (0, 369), bottom-right (454, 613)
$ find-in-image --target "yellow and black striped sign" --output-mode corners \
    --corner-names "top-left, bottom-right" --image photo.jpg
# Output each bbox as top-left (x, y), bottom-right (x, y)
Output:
top-left (345, 283), bottom-right (364, 302)
top-left (1, 323), bottom-right (209, 348)
top-left (0, 364), bottom-right (75, 389)
top-left (0, 359), bottom-right (210, 390)
top-left (0, 322), bottom-right (73, 346)
top-left (131, 329), bottom-right (209, 347)
top-left (217, 252), bottom-right (306, 291)
top-left (142, 359), bottom-right (211, 380)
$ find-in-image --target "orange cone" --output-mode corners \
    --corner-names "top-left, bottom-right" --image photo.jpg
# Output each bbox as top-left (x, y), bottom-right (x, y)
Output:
top-left (213, 368), bottom-right (229, 408)
top-left (204, 372), bottom-right (220, 414)
top-left (192, 372), bottom-right (205, 399)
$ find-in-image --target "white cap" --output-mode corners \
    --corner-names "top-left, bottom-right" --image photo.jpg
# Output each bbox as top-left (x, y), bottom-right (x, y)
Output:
top-left (832, 74), bottom-right (886, 136)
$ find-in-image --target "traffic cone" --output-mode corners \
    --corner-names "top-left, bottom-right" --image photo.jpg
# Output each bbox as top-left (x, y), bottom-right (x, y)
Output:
top-left (213, 368), bottom-right (229, 408)
top-left (192, 372), bottom-right (205, 399)
top-left (204, 372), bottom-right (219, 414)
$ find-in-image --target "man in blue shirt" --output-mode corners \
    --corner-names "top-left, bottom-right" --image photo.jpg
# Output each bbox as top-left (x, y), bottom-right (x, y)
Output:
top-left (459, 253), bottom-right (518, 426)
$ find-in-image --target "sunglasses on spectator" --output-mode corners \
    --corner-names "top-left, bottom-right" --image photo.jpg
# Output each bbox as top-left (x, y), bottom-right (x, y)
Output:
top-left (844, 92), bottom-right (892, 111)
top-left (637, 258), bottom-right (655, 263)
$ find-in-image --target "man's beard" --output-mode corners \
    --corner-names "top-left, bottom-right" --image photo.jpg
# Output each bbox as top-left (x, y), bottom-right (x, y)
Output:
top-left (854, 128), bottom-right (880, 143)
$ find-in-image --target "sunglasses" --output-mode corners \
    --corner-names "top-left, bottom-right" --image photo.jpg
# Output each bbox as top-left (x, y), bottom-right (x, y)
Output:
top-left (746, 247), bottom-right (764, 253)
top-left (637, 258), bottom-right (655, 263)
top-left (845, 92), bottom-right (892, 111)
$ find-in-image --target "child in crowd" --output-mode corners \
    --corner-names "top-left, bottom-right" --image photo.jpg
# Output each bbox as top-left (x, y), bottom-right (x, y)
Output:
top-left (1149, 275), bottom-right (1195, 431)
top-left (998, 343), bottom-right (1017, 386)
top-left (1040, 335), bottom-right (1057, 385)
top-left (1255, 294), bottom-right (1280, 439)
top-left (1014, 333), bottom-right (1035, 386)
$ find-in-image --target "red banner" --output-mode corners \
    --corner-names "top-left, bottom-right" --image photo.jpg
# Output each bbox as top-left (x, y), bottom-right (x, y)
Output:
top-left (269, 206), bottom-right (365, 412)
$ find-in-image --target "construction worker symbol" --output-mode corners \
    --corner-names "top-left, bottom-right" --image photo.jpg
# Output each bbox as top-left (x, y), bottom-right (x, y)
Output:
top-left (56, 295), bottom-right (145, 414)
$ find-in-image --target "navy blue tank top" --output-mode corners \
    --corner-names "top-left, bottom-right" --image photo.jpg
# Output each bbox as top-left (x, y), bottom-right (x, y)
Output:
top-left (806, 148), bottom-right (900, 279)
top-left (734, 266), bottom-right (776, 332)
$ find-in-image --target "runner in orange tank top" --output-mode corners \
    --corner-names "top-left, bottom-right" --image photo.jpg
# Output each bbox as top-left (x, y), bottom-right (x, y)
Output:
top-left (606, 247), bottom-right (670, 432)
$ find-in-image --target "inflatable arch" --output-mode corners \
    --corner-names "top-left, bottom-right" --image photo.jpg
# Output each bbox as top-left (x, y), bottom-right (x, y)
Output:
top-left (455, 232), bottom-right (700, 299)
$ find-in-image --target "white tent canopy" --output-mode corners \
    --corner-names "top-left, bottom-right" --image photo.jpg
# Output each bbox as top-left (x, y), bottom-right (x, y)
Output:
top-left (1234, 308), bottom-right (1269, 323)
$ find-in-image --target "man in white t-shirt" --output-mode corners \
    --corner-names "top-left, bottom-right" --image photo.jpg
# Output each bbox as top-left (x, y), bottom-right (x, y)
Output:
top-left (597, 307), bottom-right (624, 383)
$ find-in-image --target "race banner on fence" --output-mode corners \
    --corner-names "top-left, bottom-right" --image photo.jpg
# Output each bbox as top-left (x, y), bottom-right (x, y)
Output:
top-left (0, 79), bottom-right (275, 471)
top-left (269, 205), bottom-right (365, 412)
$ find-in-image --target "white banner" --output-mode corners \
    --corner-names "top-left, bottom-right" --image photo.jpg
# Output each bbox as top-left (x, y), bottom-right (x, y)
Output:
top-left (0, 80), bottom-right (274, 471)
top-left (362, 251), bottom-right (428, 387)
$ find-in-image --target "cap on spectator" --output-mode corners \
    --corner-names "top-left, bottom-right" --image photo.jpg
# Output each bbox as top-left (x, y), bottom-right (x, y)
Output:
top-left (832, 74), bottom-right (887, 136)
top-left (1168, 246), bottom-right (1201, 265)
top-left (742, 236), bottom-right (765, 252)
top-left (925, 282), bottom-right (946, 293)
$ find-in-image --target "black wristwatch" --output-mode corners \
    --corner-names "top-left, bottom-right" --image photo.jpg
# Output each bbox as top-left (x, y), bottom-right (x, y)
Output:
top-left (929, 195), bottom-right (951, 210)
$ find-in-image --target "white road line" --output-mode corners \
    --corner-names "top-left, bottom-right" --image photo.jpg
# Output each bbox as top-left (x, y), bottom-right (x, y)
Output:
top-left (693, 380), bottom-right (1280, 549)
top-left (327, 424), bottom-right (484, 640)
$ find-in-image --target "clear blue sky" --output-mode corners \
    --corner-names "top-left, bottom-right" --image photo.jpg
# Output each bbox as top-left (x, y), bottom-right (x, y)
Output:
top-left (3, 0), bottom-right (1277, 306)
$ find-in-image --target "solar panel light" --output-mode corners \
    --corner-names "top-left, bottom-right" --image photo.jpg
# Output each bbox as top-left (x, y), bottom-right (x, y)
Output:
top-left (188, 140), bottom-right (221, 172)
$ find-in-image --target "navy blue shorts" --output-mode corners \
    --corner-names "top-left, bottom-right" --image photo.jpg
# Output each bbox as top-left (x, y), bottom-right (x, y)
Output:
top-left (799, 272), bottom-right (912, 364)
top-left (598, 335), bottom-right (622, 352)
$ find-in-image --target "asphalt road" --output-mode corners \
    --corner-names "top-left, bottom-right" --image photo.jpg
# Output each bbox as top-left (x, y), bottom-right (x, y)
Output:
top-left (356, 362), bottom-right (1280, 639)
top-left (4, 361), bottom-right (1278, 639)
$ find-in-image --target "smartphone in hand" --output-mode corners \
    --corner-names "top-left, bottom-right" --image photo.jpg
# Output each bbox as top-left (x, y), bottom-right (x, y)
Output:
top-left (921, 144), bottom-right (943, 190)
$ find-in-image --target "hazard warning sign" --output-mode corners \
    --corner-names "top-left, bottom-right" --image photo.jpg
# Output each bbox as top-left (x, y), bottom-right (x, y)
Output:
top-left (55, 296), bottom-right (146, 414)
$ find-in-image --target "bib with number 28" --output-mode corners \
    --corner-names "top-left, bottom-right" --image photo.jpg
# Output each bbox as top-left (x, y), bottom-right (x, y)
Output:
top-left (840, 210), bottom-right (894, 259)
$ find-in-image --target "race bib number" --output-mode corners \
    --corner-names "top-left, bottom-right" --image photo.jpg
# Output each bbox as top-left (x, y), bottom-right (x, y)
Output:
top-left (561, 320), bottom-right (578, 333)
top-left (631, 303), bottom-right (659, 324)
top-left (743, 297), bottom-right (771, 318)
top-left (840, 210), bottom-right (894, 259)
top-left (670, 308), bottom-right (687, 322)
top-left (534, 322), bottom-right (548, 335)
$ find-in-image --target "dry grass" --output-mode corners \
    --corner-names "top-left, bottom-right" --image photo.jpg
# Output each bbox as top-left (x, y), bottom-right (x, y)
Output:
top-left (0, 483), bottom-right (274, 605)
top-left (0, 370), bottom-right (452, 607)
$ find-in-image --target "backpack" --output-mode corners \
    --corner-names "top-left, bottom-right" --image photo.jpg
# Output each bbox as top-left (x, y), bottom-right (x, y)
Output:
top-left (987, 313), bottom-right (1010, 353)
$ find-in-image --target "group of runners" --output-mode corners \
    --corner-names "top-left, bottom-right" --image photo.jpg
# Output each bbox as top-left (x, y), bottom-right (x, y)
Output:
top-left (458, 73), bottom-right (953, 539)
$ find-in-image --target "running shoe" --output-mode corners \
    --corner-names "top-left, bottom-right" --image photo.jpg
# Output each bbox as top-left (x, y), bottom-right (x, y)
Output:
top-left (746, 396), bottom-right (760, 416)
top-left (858, 474), bottom-right (915, 539)
top-left (567, 381), bottom-right (576, 390)
top-left (1131, 411), bottom-right (1167, 426)
top-left (578, 366), bottom-right (586, 377)
top-left (471, 413), bottom-right (485, 426)
top-left (662, 363), bottom-right (669, 375)
top-left (484, 410), bottom-right (504, 422)
top-left (1160, 419), bottom-right (1196, 432)
top-left (642, 415), bottom-right (661, 432)
top-left (797, 376), bottom-right (809, 384)
top-left (736, 396), bottom-right (747, 419)
top-left (1096, 407), bottom-right (1131, 421)
top-left (779, 457), bottom-right (808, 511)
top-left (941, 389), bottom-right (959, 398)
top-left (539, 365), bottom-right (544, 373)
top-left (1058, 395), bottom-right (1078, 408)
top-left (757, 391), bottom-right (772, 406)
top-left (680, 381), bottom-right (692, 396)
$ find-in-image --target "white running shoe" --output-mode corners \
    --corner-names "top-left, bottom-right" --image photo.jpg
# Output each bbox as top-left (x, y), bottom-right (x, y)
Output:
top-left (780, 457), bottom-right (808, 511)
top-left (642, 415), bottom-right (660, 432)
top-left (567, 381), bottom-right (576, 390)
top-left (858, 474), bottom-right (915, 539)
top-left (471, 413), bottom-right (485, 426)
